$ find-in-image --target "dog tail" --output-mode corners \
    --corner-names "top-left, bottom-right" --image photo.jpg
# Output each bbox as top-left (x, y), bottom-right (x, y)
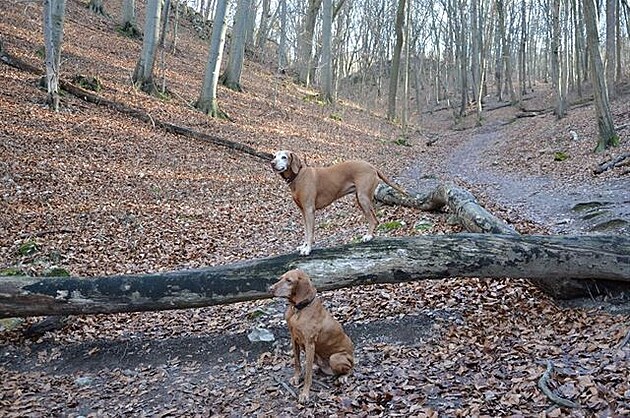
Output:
top-left (377, 170), bottom-right (407, 195)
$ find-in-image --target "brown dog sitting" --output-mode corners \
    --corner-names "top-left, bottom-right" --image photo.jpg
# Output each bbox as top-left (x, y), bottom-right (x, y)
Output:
top-left (271, 150), bottom-right (406, 256)
top-left (269, 269), bottom-right (354, 403)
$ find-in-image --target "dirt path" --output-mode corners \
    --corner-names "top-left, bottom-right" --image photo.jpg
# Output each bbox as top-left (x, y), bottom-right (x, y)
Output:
top-left (443, 120), bottom-right (630, 235)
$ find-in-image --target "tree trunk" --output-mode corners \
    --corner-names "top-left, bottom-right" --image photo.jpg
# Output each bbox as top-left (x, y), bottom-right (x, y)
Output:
top-left (375, 183), bottom-right (516, 234)
top-left (196, 0), bottom-right (228, 117)
top-left (1, 234), bottom-right (627, 318)
top-left (221, 0), bottom-right (251, 92)
top-left (387, 0), bottom-right (406, 121)
top-left (43, 0), bottom-right (66, 112)
top-left (121, 0), bottom-right (140, 37)
top-left (551, 0), bottom-right (566, 118)
top-left (296, 0), bottom-right (322, 86)
top-left (494, 0), bottom-right (504, 101)
top-left (605, 0), bottom-right (616, 98)
top-left (583, 0), bottom-right (619, 152)
top-left (88, 0), bottom-right (106, 15)
top-left (255, 0), bottom-right (271, 50)
top-left (278, 0), bottom-right (287, 70)
top-left (319, 0), bottom-right (333, 103)
top-left (519, 0), bottom-right (527, 98)
top-left (132, 0), bottom-right (163, 94)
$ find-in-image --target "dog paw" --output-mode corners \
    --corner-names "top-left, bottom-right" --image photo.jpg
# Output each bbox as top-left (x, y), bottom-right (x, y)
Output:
top-left (298, 243), bottom-right (311, 256)
top-left (298, 391), bottom-right (310, 403)
top-left (361, 234), bottom-right (373, 242)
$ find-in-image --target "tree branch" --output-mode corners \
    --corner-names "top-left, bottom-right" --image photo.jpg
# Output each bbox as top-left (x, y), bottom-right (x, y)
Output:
top-left (1, 234), bottom-right (628, 318)
top-left (537, 360), bottom-right (580, 408)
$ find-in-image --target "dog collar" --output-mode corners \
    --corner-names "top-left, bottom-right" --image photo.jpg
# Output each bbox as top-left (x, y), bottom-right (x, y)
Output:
top-left (294, 296), bottom-right (316, 310)
top-left (283, 170), bottom-right (298, 184)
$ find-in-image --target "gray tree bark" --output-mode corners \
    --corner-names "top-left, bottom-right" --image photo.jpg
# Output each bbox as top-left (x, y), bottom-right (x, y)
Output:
top-left (387, 0), bottom-right (406, 121)
top-left (584, 0), bottom-right (619, 152)
top-left (132, 0), bottom-right (163, 94)
top-left (551, 0), bottom-right (566, 118)
top-left (605, 0), bottom-right (617, 98)
top-left (296, 0), bottom-right (322, 86)
top-left (196, 0), bottom-right (229, 117)
top-left (121, 0), bottom-right (140, 37)
top-left (255, 0), bottom-right (271, 50)
top-left (1, 234), bottom-right (627, 318)
top-left (320, 0), bottom-right (333, 102)
top-left (88, 0), bottom-right (106, 15)
top-left (221, 0), bottom-right (251, 92)
top-left (43, 0), bottom-right (66, 112)
top-left (278, 0), bottom-right (287, 70)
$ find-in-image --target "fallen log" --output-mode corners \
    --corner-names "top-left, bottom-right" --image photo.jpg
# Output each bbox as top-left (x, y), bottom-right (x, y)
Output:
top-left (593, 152), bottom-right (630, 174)
top-left (376, 183), bottom-right (516, 234)
top-left (0, 42), bottom-right (273, 162)
top-left (1, 234), bottom-right (628, 318)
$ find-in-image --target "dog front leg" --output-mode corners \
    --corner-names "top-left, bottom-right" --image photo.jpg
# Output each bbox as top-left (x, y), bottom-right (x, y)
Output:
top-left (298, 208), bottom-right (315, 256)
top-left (299, 342), bottom-right (316, 403)
top-left (290, 338), bottom-right (302, 386)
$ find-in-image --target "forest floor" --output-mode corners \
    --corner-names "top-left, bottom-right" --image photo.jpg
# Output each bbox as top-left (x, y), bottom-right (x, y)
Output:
top-left (1, 0), bottom-right (630, 416)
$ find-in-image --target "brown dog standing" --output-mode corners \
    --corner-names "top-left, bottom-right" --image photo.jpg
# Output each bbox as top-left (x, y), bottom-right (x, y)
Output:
top-left (269, 269), bottom-right (354, 403)
top-left (271, 150), bottom-right (406, 255)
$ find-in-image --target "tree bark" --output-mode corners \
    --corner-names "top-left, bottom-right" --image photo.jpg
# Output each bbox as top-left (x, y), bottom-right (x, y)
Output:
top-left (221, 0), bottom-right (251, 92)
top-left (605, 0), bottom-right (616, 98)
top-left (376, 183), bottom-right (516, 234)
top-left (320, 0), bottom-right (334, 103)
top-left (88, 0), bottom-right (106, 15)
top-left (387, 0), bottom-right (406, 121)
top-left (196, 0), bottom-right (228, 117)
top-left (296, 0), bottom-right (322, 86)
top-left (583, 0), bottom-right (619, 152)
top-left (1, 234), bottom-right (628, 318)
top-left (551, 0), bottom-right (566, 118)
top-left (121, 0), bottom-right (140, 37)
top-left (132, 0), bottom-right (163, 94)
top-left (43, 0), bottom-right (66, 112)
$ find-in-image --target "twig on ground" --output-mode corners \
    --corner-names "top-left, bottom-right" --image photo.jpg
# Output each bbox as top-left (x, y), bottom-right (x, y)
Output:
top-left (617, 329), bottom-right (630, 350)
top-left (594, 152), bottom-right (630, 174)
top-left (312, 378), bottom-right (331, 390)
top-left (273, 375), bottom-right (297, 399)
top-left (537, 360), bottom-right (579, 409)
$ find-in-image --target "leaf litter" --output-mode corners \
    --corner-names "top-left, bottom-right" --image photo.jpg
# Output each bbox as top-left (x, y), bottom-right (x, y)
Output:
top-left (1, 0), bottom-right (629, 416)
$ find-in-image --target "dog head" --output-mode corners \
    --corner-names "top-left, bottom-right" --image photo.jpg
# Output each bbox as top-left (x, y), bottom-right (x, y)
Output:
top-left (271, 150), bottom-right (303, 179)
top-left (268, 269), bottom-right (317, 306)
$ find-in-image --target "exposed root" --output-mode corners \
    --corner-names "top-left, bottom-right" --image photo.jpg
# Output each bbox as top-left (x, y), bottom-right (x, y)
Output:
top-left (537, 360), bottom-right (579, 409)
top-left (273, 375), bottom-right (297, 399)
top-left (617, 329), bottom-right (630, 350)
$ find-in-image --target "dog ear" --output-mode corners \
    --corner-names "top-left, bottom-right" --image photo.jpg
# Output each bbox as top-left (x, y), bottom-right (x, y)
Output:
top-left (293, 270), bottom-right (316, 301)
top-left (289, 152), bottom-right (303, 175)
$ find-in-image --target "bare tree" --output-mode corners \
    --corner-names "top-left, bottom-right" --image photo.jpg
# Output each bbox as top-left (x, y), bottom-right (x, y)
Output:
top-left (43, 0), bottom-right (66, 111)
top-left (255, 0), bottom-right (272, 50)
top-left (297, 0), bottom-right (322, 86)
top-left (550, 0), bottom-right (567, 118)
top-left (121, 0), bottom-right (140, 37)
top-left (132, 0), bottom-right (163, 94)
top-left (605, 0), bottom-right (617, 97)
top-left (196, 0), bottom-right (229, 117)
top-left (221, 0), bottom-right (252, 92)
top-left (88, 0), bottom-right (106, 15)
top-left (387, 0), bottom-right (406, 121)
top-left (583, 0), bottom-right (619, 152)
top-left (518, 0), bottom-right (527, 98)
top-left (320, 0), bottom-right (334, 102)
top-left (278, 0), bottom-right (288, 70)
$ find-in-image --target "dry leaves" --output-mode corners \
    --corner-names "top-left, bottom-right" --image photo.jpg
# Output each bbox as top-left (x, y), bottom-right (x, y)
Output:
top-left (1, 0), bottom-right (629, 416)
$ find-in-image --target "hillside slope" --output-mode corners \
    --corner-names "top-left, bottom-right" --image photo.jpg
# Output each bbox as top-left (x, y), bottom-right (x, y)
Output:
top-left (1, 0), bottom-right (629, 416)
